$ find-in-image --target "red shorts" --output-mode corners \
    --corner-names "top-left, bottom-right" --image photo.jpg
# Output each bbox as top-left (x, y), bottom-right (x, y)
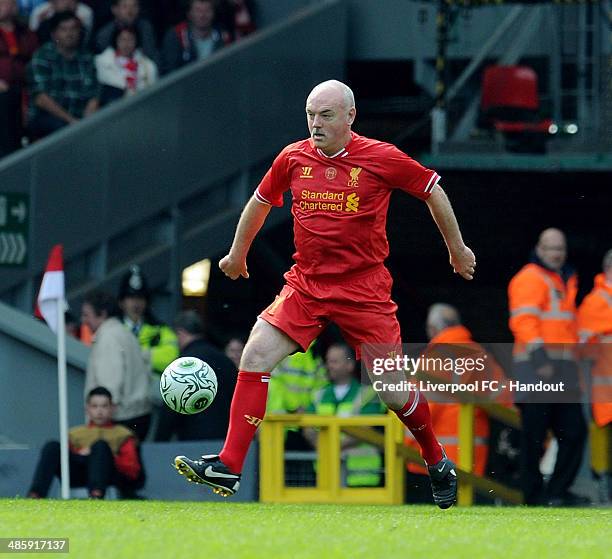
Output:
top-left (259, 266), bottom-right (401, 359)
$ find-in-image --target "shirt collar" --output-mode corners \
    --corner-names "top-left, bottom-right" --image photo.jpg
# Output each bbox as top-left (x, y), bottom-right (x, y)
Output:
top-left (311, 131), bottom-right (355, 159)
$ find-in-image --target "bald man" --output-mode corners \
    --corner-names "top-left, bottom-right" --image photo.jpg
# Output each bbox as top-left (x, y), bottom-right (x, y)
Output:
top-left (175, 80), bottom-right (475, 509)
top-left (508, 228), bottom-right (588, 506)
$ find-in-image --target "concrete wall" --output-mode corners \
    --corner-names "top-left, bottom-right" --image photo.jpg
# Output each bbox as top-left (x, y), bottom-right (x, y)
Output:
top-left (0, 301), bottom-right (88, 446)
top-left (0, 442), bottom-right (258, 501)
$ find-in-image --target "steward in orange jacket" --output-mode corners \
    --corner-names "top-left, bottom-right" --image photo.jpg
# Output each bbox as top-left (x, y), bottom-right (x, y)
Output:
top-left (405, 304), bottom-right (505, 477)
top-left (578, 254), bottom-right (612, 428)
top-left (507, 228), bottom-right (588, 506)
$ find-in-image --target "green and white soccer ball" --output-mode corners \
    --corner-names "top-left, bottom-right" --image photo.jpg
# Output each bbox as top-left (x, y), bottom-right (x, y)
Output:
top-left (160, 357), bottom-right (217, 415)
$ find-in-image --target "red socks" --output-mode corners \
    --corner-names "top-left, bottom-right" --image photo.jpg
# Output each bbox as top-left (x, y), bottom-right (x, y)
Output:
top-left (219, 371), bottom-right (270, 474)
top-left (395, 391), bottom-right (443, 465)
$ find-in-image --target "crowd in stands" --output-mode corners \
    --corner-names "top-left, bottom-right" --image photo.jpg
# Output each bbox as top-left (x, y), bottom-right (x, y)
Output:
top-left (0, 0), bottom-right (256, 158)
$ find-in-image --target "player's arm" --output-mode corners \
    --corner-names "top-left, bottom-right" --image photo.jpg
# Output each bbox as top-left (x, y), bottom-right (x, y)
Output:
top-left (219, 194), bottom-right (272, 280)
top-left (425, 184), bottom-right (476, 280)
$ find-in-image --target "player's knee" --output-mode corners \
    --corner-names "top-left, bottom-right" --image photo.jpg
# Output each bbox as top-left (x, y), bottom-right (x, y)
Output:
top-left (376, 389), bottom-right (407, 411)
top-left (240, 340), bottom-right (273, 371)
top-left (239, 320), bottom-right (295, 371)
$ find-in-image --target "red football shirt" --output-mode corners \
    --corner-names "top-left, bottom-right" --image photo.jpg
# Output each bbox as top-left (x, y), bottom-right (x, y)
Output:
top-left (255, 132), bottom-right (440, 279)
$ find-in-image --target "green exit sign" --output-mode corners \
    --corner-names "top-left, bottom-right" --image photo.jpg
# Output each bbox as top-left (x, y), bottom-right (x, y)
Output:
top-left (0, 193), bottom-right (29, 267)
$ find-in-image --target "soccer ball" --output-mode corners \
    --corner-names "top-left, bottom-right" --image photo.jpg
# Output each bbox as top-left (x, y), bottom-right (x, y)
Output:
top-left (159, 357), bottom-right (217, 415)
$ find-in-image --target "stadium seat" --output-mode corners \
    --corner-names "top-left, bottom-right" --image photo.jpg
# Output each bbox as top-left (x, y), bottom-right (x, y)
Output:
top-left (479, 65), bottom-right (552, 152)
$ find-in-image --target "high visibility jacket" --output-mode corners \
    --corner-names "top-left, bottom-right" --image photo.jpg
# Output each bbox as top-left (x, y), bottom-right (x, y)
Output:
top-left (123, 318), bottom-right (179, 375)
top-left (405, 325), bottom-right (491, 475)
top-left (578, 273), bottom-right (612, 427)
top-left (268, 345), bottom-right (327, 413)
top-left (310, 380), bottom-right (385, 487)
top-left (508, 263), bottom-right (578, 361)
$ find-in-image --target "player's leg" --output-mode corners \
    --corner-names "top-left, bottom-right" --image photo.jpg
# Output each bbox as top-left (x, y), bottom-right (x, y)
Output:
top-left (218, 318), bottom-right (300, 469)
top-left (340, 311), bottom-right (457, 508)
top-left (329, 272), bottom-right (457, 508)
top-left (175, 320), bottom-right (298, 494)
top-left (338, 310), bottom-right (445, 463)
top-left (175, 285), bottom-right (325, 496)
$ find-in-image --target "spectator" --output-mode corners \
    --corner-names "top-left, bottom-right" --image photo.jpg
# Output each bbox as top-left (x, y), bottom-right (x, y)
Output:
top-left (117, 265), bottom-right (179, 379)
top-left (155, 310), bottom-right (237, 441)
top-left (508, 228), bottom-right (589, 506)
top-left (0, 0), bottom-right (37, 157)
top-left (27, 386), bottom-right (145, 499)
top-left (27, 11), bottom-right (99, 138)
top-left (95, 24), bottom-right (157, 106)
top-left (578, 248), bottom-right (612, 502)
top-left (94, 0), bottom-right (157, 64)
top-left (81, 289), bottom-right (152, 441)
top-left (30, 0), bottom-right (93, 43)
top-left (304, 343), bottom-right (385, 487)
top-left (224, 336), bottom-right (244, 370)
top-left (405, 303), bottom-right (500, 502)
top-left (216, 0), bottom-right (255, 41)
top-left (160, 0), bottom-right (226, 75)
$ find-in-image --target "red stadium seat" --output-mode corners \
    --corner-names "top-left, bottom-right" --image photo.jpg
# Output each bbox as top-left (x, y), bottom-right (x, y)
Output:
top-left (479, 65), bottom-right (552, 151)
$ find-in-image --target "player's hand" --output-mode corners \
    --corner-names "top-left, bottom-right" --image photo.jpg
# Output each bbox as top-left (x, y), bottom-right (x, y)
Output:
top-left (450, 245), bottom-right (476, 280)
top-left (219, 254), bottom-right (249, 280)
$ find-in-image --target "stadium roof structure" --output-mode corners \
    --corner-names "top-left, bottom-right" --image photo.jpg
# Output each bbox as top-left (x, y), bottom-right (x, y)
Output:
top-left (421, 0), bottom-right (610, 161)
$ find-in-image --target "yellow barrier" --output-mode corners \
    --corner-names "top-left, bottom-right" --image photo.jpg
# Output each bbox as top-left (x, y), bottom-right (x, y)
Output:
top-left (259, 414), bottom-right (405, 504)
top-left (590, 421), bottom-right (610, 475)
top-left (259, 404), bottom-right (523, 505)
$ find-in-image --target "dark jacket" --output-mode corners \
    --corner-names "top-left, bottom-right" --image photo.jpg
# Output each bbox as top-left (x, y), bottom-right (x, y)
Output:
top-left (160, 22), bottom-right (226, 75)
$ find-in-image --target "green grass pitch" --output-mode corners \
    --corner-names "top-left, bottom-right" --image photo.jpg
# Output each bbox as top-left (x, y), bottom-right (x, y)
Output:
top-left (1, 500), bottom-right (609, 559)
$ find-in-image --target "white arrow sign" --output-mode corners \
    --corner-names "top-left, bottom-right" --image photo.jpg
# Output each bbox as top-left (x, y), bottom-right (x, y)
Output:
top-left (0, 232), bottom-right (27, 265)
top-left (10, 201), bottom-right (27, 223)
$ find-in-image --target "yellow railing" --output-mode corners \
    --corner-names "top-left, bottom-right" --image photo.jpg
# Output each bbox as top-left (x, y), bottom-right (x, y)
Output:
top-left (259, 414), bottom-right (405, 504)
top-left (259, 404), bottom-right (523, 505)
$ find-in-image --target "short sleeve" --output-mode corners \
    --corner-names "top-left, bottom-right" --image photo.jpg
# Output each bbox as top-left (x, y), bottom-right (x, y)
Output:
top-left (377, 143), bottom-right (440, 200)
top-left (254, 146), bottom-right (292, 207)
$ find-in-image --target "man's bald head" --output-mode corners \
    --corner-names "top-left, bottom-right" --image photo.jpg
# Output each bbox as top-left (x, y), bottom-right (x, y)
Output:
top-left (426, 303), bottom-right (461, 340)
top-left (536, 228), bottom-right (567, 271)
top-left (307, 80), bottom-right (355, 112)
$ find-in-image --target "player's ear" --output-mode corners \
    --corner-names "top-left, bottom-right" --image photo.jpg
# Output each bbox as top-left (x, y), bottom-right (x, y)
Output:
top-left (347, 107), bottom-right (356, 126)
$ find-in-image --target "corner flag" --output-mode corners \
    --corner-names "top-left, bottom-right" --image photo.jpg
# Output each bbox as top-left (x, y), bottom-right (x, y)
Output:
top-left (36, 244), bottom-right (70, 499)
top-left (35, 244), bottom-right (65, 333)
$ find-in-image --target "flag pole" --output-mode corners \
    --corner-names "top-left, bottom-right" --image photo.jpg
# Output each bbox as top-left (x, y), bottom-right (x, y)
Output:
top-left (56, 298), bottom-right (70, 500)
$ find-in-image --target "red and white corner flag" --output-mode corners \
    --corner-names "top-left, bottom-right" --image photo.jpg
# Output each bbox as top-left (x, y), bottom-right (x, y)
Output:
top-left (35, 244), bottom-right (65, 333)
top-left (36, 244), bottom-right (70, 499)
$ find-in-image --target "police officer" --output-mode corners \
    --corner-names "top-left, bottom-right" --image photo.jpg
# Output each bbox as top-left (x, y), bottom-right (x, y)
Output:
top-left (118, 265), bottom-right (179, 378)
